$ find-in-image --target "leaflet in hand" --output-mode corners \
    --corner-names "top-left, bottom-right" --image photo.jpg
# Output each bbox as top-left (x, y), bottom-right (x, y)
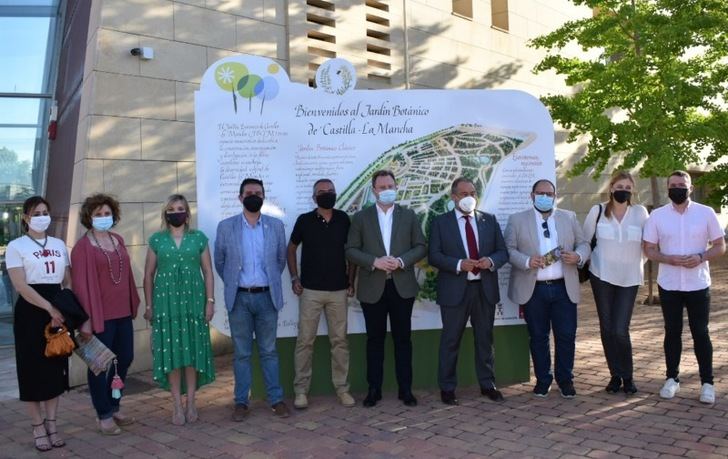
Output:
top-left (542, 246), bottom-right (563, 267)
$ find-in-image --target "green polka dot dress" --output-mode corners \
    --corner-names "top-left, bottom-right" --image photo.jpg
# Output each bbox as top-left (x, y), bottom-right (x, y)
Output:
top-left (149, 230), bottom-right (215, 391)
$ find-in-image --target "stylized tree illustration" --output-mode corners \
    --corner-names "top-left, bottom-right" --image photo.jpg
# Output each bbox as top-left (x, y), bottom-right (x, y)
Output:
top-left (237, 74), bottom-right (263, 112)
top-left (215, 63), bottom-right (248, 113)
top-left (255, 76), bottom-right (280, 115)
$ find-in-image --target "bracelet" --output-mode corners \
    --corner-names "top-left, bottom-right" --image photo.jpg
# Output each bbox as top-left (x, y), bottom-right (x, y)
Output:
top-left (290, 275), bottom-right (300, 283)
top-left (145, 306), bottom-right (152, 311)
top-left (206, 298), bottom-right (215, 303)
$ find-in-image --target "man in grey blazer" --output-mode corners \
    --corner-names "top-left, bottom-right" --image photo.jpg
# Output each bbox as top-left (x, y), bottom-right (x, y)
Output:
top-left (429, 177), bottom-right (509, 405)
top-left (504, 179), bottom-right (590, 399)
top-left (214, 178), bottom-right (290, 420)
top-left (346, 170), bottom-right (427, 407)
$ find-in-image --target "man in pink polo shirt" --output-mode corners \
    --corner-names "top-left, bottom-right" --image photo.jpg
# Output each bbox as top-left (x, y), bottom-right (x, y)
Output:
top-left (643, 170), bottom-right (726, 404)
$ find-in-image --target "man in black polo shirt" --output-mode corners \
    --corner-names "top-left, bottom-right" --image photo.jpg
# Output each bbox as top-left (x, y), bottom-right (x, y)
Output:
top-left (288, 178), bottom-right (356, 409)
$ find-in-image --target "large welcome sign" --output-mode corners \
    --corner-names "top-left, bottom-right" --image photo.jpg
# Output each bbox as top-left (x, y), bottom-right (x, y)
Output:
top-left (195, 56), bottom-right (555, 338)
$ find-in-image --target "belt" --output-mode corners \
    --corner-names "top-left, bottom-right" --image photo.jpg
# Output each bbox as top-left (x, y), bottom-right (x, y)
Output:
top-left (468, 279), bottom-right (481, 284)
top-left (536, 278), bottom-right (564, 286)
top-left (238, 286), bottom-right (270, 293)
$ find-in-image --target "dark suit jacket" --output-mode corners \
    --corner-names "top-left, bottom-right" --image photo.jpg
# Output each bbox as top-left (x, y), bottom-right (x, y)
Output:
top-left (429, 210), bottom-right (508, 307)
top-left (345, 204), bottom-right (427, 304)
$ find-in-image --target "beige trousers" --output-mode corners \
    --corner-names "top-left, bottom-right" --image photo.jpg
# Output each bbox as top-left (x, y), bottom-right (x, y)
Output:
top-left (293, 288), bottom-right (350, 394)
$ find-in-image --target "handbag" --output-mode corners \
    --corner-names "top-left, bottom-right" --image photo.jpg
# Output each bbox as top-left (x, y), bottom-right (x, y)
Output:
top-left (44, 324), bottom-right (75, 358)
top-left (73, 333), bottom-right (116, 376)
top-left (52, 288), bottom-right (89, 330)
top-left (578, 204), bottom-right (602, 283)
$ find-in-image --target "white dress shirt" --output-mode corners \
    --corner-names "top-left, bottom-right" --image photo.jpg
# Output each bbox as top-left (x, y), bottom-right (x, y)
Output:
top-left (643, 200), bottom-right (724, 291)
top-left (376, 204), bottom-right (394, 256)
top-left (532, 208), bottom-right (564, 281)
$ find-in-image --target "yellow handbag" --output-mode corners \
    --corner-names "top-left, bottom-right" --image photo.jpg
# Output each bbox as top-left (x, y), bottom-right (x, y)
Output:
top-left (44, 324), bottom-right (75, 358)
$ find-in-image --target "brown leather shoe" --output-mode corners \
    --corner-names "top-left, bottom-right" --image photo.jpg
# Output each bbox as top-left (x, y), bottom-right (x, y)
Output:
top-left (232, 404), bottom-right (249, 422)
top-left (271, 401), bottom-right (290, 418)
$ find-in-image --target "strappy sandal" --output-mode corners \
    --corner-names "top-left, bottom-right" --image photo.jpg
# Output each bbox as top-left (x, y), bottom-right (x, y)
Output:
top-left (32, 422), bottom-right (52, 452)
top-left (44, 419), bottom-right (65, 448)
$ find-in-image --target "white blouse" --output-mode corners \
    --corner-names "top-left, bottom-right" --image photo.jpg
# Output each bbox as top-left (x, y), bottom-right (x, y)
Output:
top-left (583, 203), bottom-right (648, 287)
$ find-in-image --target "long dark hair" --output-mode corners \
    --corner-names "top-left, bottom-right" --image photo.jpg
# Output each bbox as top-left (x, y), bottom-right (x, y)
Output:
top-left (21, 196), bottom-right (51, 232)
top-left (605, 171), bottom-right (635, 219)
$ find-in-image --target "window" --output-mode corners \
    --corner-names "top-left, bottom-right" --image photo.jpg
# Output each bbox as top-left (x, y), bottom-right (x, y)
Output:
top-left (491, 0), bottom-right (509, 31)
top-left (452, 0), bottom-right (473, 19)
top-left (0, 0), bottom-right (63, 202)
top-left (0, 1), bottom-right (63, 319)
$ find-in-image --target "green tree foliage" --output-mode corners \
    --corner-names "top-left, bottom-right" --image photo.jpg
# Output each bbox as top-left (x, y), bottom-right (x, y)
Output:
top-left (530, 0), bottom-right (728, 205)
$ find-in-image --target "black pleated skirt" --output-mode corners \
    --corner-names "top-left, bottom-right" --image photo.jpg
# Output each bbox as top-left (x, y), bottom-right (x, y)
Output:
top-left (14, 284), bottom-right (69, 401)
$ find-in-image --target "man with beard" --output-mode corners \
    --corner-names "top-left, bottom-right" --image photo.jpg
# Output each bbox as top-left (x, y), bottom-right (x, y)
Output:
top-left (504, 179), bottom-right (590, 399)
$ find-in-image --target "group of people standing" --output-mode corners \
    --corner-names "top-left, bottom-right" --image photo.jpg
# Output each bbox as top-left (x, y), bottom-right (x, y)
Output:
top-left (8, 167), bottom-right (724, 451)
top-left (9, 193), bottom-right (215, 450)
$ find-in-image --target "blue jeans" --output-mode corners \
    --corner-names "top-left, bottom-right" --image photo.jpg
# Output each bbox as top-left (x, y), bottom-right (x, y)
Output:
top-left (523, 281), bottom-right (577, 386)
top-left (88, 317), bottom-right (134, 419)
top-left (227, 290), bottom-right (283, 406)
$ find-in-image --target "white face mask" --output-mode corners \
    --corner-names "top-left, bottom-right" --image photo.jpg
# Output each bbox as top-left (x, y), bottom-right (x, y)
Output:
top-left (458, 196), bottom-right (477, 214)
top-left (92, 215), bottom-right (114, 231)
top-left (29, 215), bottom-right (51, 233)
top-left (377, 189), bottom-right (397, 205)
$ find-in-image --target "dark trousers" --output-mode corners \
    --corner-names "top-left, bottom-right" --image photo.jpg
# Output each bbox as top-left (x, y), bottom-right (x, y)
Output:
top-left (88, 317), bottom-right (134, 419)
top-left (438, 282), bottom-right (496, 391)
top-left (523, 281), bottom-right (577, 386)
top-left (659, 286), bottom-right (713, 385)
top-left (590, 275), bottom-right (638, 380)
top-left (360, 280), bottom-right (414, 393)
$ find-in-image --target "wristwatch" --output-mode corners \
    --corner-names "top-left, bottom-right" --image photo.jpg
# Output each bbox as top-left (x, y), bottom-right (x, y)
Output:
top-left (291, 275), bottom-right (300, 283)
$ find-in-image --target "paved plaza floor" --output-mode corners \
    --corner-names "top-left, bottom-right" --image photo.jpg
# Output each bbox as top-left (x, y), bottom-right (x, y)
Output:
top-left (0, 257), bottom-right (726, 458)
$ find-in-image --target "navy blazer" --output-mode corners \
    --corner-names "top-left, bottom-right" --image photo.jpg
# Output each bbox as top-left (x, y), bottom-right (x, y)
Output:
top-left (214, 213), bottom-right (287, 312)
top-left (428, 209), bottom-right (508, 307)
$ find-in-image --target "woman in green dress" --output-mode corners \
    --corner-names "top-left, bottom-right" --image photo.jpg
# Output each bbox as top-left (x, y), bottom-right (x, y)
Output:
top-left (143, 194), bottom-right (216, 425)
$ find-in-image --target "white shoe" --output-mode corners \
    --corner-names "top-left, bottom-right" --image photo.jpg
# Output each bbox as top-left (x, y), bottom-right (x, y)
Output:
top-left (699, 383), bottom-right (715, 404)
top-left (659, 378), bottom-right (680, 399)
top-left (338, 392), bottom-right (356, 407)
top-left (294, 393), bottom-right (308, 409)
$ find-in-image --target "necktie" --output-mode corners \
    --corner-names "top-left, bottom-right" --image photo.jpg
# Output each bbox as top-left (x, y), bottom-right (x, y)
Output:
top-left (465, 215), bottom-right (480, 275)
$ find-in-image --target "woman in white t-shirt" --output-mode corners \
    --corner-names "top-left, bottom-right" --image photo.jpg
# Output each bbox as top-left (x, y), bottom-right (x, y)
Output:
top-left (6, 196), bottom-right (71, 452)
top-left (583, 171), bottom-right (648, 396)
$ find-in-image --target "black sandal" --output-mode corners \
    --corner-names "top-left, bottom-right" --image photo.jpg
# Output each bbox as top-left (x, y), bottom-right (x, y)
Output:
top-left (32, 422), bottom-right (52, 452)
top-left (44, 419), bottom-right (65, 448)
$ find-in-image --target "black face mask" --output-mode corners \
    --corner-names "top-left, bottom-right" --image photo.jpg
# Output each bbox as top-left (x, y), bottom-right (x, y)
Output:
top-left (165, 211), bottom-right (187, 227)
top-left (315, 192), bottom-right (337, 210)
top-left (612, 190), bottom-right (632, 204)
top-left (243, 195), bottom-right (263, 213)
top-left (668, 187), bottom-right (689, 205)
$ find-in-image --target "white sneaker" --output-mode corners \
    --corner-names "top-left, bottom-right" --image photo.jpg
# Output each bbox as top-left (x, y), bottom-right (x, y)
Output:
top-left (338, 392), bottom-right (356, 407)
top-left (294, 393), bottom-right (308, 409)
top-left (699, 383), bottom-right (715, 404)
top-left (659, 378), bottom-right (680, 399)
